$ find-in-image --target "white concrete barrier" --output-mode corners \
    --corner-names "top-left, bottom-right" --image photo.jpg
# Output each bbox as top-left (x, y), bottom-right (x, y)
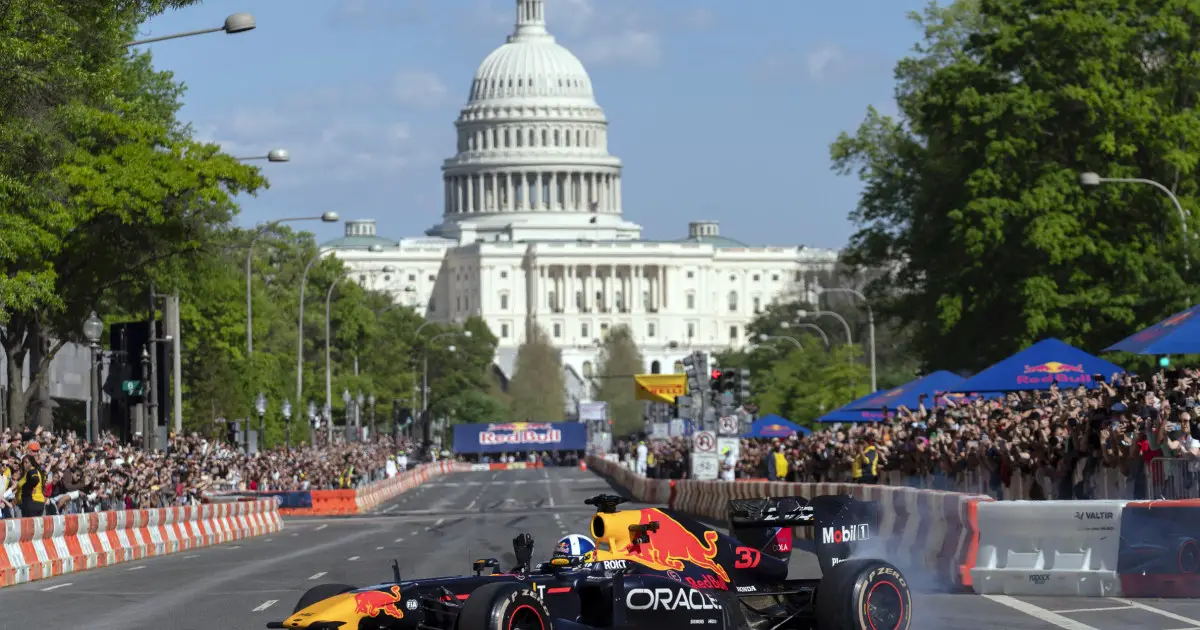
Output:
top-left (971, 500), bottom-right (1125, 596)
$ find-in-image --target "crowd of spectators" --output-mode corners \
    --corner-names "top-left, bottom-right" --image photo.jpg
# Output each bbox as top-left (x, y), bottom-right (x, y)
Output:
top-left (0, 427), bottom-right (421, 519)
top-left (619, 370), bottom-right (1200, 501)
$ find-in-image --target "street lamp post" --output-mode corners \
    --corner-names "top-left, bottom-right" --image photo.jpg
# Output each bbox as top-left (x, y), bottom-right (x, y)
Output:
top-left (83, 311), bottom-right (105, 445)
top-left (254, 392), bottom-right (266, 453)
top-left (368, 393), bottom-right (376, 440)
top-left (246, 212), bottom-right (340, 355)
top-left (342, 389), bottom-right (352, 442)
top-left (237, 149), bottom-right (290, 163)
top-left (281, 399), bottom-right (293, 450)
top-left (297, 244), bottom-right (384, 436)
top-left (776, 322), bottom-right (830, 348)
top-left (307, 400), bottom-right (317, 444)
top-left (324, 265), bottom-right (395, 431)
top-left (125, 12), bottom-right (256, 47)
top-left (421, 330), bottom-right (471, 445)
top-left (816, 288), bottom-right (877, 392)
top-left (1080, 171), bottom-right (1192, 283)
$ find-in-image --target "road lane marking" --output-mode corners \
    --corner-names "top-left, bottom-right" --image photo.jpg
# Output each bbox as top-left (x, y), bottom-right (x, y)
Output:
top-left (315, 524), bottom-right (328, 531)
top-left (465, 499), bottom-right (477, 510)
top-left (435, 518), bottom-right (445, 526)
top-left (348, 556), bottom-right (360, 561)
top-left (253, 600), bottom-right (278, 612)
top-left (376, 546), bottom-right (384, 550)
top-left (981, 595), bottom-right (1098, 630)
top-left (41, 583), bottom-right (71, 591)
top-left (1109, 598), bottom-right (1200, 626)
top-left (184, 555), bottom-right (199, 559)
top-left (1054, 605), bottom-right (1134, 613)
top-left (384, 505), bottom-right (398, 513)
top-left (394, 537), bottom-right (404, 543)
top-left (309, 572), bottom-right (327, 580)
top-left (229, 546), bottom-right (241, 549)
top-left (411, 530), bottom-right (419, 535)
top-left (265, 538), bottom-right (273, 542)
top-left (128, 566), bottom-right (146, 571)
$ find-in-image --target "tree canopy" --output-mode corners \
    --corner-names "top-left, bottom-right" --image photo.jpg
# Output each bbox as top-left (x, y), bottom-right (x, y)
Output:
top-left (593, 325), bottom-right (645, 435)
top-left (831, 0), bottom-right (1200, 373)
top-left (508, 324), bottom-right (566, 422)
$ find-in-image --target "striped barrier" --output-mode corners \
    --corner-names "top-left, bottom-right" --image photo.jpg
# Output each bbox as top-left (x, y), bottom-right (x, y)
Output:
top-left (585, 455), bottom-right (989, 592)
top-left (355, 461), bottom-right (466, 513)
top-left (0, 499), bottom-right (281, 588)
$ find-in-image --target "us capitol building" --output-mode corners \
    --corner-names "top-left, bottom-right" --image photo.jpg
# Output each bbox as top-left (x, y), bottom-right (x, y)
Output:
top-left (324, 0), bottom-right (838, 409)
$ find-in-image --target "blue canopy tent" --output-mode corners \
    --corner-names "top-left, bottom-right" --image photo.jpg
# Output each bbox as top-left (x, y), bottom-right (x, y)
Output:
top-left (948, 338), bottom-right (1124, 392)
top-left (816, 391), bottom-right (890, 423)
top-left (1104, 305), bottom-right (1200, 355)
top-left (744, 415), bottom-right (810, 437)
top-left (845, 371), bottom-right (968, 411)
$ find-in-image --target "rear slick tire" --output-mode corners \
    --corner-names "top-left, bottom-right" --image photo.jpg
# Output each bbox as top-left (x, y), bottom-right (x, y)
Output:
top-left (455, 582), bottom-right (553, 630)
top-left (815, 558), bottom-right (911, 630)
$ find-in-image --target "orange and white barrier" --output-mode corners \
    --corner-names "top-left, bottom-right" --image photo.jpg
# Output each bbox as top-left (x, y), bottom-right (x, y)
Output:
top-left (0, 499), bottom-right (281, 588)
top-left (355, 461), bottom-right (467, 512)
top-left (585, 455), bottom-right (990, 591)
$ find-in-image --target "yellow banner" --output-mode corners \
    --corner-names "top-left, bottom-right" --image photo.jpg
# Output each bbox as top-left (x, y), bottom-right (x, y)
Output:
top-left (634, 374), bottom-right (688, 403)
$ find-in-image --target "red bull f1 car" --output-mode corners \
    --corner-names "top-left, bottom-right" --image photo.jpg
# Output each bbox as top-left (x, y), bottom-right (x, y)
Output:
top-left (266, 493), bottom-right (911, 630)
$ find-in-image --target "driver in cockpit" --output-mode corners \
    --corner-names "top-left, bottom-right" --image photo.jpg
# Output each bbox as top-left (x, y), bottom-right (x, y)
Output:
top-left (531, 534), bottom-right (596, 573)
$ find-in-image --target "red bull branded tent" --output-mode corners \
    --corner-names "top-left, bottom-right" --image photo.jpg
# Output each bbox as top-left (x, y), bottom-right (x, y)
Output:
top-left (1103, 304), bottom-right (1200, 355)
top-left (743, 414), bottom-right (810, 437)
top-left (947, 338), bottom-right (1124, 392)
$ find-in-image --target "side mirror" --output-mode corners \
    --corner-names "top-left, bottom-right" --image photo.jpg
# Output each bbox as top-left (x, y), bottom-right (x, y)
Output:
top-left (473, 558), bottom-right (500, 576)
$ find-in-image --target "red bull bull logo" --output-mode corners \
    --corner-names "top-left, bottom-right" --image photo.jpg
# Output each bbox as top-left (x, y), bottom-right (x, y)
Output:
top-left (1017, 362), bottom-right (1089, 385)
top-left (480, 422), bottom-right (562, 446)
top-left (353, 585), bottom-right (405, 620)
top-left (622, 509), bottom-right (730, 583)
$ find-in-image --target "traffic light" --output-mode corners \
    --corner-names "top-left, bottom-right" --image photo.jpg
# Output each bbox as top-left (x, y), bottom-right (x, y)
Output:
top-left (711, 368), bottom-right (723, 381)
top-left (682, 351), bottom-right (708, 391)
top-left (674, 395), bottom-right (694, 419)
top-left (738, 368), bottom-right (751, 400)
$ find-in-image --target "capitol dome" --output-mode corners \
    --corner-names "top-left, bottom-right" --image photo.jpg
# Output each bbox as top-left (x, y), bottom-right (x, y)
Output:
top-left (431, 0), bottom-right (640, 244)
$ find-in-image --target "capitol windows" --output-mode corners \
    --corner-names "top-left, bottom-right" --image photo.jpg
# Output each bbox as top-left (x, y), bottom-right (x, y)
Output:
top-left (729, 325), bottom-right (739, 341)
top-left (554, 129), bottom-right (560, 146)
top-left (428, 274), bottom-right (435, 282)
top-left (753, 274), bottom-right (760, 281)
top-left (499, 293), bottom-right (509, 310)
top-left (687, 323), bottom-right (695, 339)
top-left (753, 297), bottom-right (761, 313)
top-left (581, 323), bottom-right (589, 338)
top-left (553, 323), bottom-right (561, 338)
top-left (686, 293), bottom-right (695, 310)
top-left (575, 291), bottom-right (584, 310)
top-left (501, 324), bottom-right (509, 338)
top-left (548, 291), bottom-right (558, 311)
top-left (687, 271), bottom-right (694, 278)
top-left (642, 290), bottom-right (650, 310)
top-left (728, 291), bottom-right (738, 312)
top-left (595, 291), bottom-right (604, 311)
top-left (772, 274), bottom-right (780, 281)
top-left (500, 271), bottom-right (508, 278)
top-left (582, 361), bottom-right (594, 379)
top-left (541, 129), bottom-right (548, 146)
top-left (647, 322), bottom-right (656, 338)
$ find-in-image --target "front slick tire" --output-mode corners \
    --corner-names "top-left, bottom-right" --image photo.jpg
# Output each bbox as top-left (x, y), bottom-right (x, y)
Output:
top-left (455, 582), bottom-right (552, 630)
top-left (815, 558), bottom-right (911, 630)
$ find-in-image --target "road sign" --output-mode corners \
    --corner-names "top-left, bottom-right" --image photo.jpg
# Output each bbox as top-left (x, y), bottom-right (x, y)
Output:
top-left (121, 380), bottom-right (143, 395)
top-left (718, 415), bottom-right (739, 436)
top-left (692, 430), bottom-right (716, 453)
top-left (690, 453), bottom-right (719, 480)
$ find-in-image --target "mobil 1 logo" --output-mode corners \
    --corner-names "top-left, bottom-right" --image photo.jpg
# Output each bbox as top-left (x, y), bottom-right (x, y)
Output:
top-left (821, 524), bottom-right (869, 545)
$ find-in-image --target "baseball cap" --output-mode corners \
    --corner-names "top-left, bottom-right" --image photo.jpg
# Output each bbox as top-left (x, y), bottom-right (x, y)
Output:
top-left (27, 442), bottom-right (39, 452)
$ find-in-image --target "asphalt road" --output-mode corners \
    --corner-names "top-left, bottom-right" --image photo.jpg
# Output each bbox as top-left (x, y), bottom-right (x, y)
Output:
top-left (1, 467), bottom-right (1199, 629)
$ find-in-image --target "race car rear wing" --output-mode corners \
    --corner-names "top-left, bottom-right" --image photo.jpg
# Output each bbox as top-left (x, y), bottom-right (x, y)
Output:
top-left (728, 495), bottom-right (881, 575)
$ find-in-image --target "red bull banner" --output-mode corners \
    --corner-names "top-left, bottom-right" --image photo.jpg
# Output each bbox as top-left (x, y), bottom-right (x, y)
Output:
top-left (452, 422), bottom-right (588, 453)
top-left (634, 374), bottom-right (688, 403)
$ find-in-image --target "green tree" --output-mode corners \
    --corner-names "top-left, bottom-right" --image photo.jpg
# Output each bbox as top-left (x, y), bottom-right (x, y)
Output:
top-left (0, 1), bottom-right (265, 427)
top-left (508, 324), bottom-right (566, 421)
top-left (831, 0), bottom-right (1200, 373)
top-left (594, 325), bottom-right (644, 436)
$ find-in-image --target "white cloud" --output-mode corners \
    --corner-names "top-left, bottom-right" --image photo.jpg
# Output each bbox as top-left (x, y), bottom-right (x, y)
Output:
top-left (805, 44), bottom-right (846, 82)
top-left (682, 8), bottom-right (716, 30)
top-left (391, 70), bottom-right (451, 109)
top-left (579, 30), bottom-right (663, 68)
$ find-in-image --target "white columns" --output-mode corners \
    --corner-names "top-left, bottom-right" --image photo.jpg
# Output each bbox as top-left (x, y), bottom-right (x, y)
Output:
top-left (505, 173), bottom-right (514, 212)
top-left (456, 176), bottom-right (465, 213)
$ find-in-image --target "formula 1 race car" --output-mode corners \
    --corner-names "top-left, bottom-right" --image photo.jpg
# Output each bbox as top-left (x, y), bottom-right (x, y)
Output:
top-left (266, 493), bottom-right (910, 630)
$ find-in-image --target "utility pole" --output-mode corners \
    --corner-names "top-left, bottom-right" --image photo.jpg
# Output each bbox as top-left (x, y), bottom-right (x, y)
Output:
top-left (146, 282), bottom-right (159, 452)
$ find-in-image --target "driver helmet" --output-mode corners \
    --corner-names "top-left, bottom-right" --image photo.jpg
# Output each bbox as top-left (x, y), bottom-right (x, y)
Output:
top-left (553, 534), bottom-right (596, 565)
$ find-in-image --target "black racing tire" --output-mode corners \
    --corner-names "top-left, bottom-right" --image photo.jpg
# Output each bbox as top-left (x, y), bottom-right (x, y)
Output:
top-left (294, 583), bottom-right (356, 613)
top-left (455, 582), bottom-right (553, 630)
top-left (815, 558), bottom-right (911, 630)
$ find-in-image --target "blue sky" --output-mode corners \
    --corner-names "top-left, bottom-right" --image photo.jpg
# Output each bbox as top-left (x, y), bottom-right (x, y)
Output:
top-left (141, 0), bottom-right (930, 250)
